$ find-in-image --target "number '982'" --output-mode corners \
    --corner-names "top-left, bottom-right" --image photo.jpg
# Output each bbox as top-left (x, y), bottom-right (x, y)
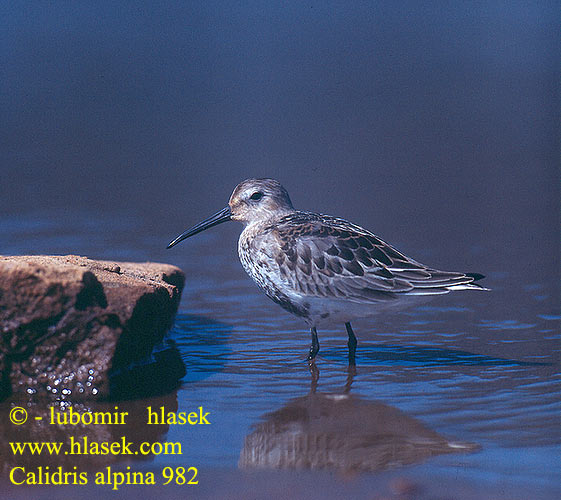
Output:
top-left (162, 466), bottom-right (198, 485)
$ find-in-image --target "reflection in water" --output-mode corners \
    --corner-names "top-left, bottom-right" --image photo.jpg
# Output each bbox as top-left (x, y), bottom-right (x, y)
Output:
top-left (343, 343), bottom-right (549, 367)
top-left (109, 338), bottom-right (186, 399)
top-left (171, 314), bottom-right (232, 384)
top-left (239, 366), bottom-right (477, 472)
top-left (0, 391), bottom-right (178, 476)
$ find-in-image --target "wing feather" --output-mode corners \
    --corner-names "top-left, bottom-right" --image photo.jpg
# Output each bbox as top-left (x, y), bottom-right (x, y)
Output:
top-left (258, 211), bottom-right (483, 303)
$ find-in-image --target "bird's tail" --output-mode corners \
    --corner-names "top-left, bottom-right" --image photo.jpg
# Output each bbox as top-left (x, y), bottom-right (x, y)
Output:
top-left (449, 272), bottom-right (490, 291)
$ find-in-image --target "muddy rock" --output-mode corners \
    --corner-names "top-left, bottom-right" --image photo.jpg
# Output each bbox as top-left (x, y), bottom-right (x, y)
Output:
top-left (0, 255), bottom-right (185, 400)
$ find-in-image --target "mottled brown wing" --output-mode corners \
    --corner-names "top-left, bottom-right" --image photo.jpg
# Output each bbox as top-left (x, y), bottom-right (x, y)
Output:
top-left (262, 212), bottom-right (477, 302)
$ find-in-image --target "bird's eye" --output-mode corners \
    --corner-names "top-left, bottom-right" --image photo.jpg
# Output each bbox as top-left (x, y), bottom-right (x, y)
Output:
top-left (249, 191), bottom-right (263, 201)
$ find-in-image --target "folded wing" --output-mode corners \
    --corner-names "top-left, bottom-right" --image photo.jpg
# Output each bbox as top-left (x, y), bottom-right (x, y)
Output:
top-left (261, 212), bottom-right (485, 303)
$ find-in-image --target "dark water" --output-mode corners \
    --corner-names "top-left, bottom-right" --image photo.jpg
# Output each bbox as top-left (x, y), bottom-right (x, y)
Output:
top-left (1, 2), bottom-right (559, 499)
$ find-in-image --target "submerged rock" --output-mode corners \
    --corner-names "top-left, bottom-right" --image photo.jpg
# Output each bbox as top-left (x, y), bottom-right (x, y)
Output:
top-left (0, 255), bottom-right (185, 400)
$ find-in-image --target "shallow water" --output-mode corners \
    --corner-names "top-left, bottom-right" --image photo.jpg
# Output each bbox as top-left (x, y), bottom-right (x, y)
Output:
top-left (1, 212), bottom-right (559, 499)
top-left (1, 2), bottom-right (559, 498)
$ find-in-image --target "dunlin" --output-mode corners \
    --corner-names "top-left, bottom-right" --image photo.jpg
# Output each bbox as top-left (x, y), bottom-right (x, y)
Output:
top-left (168, 178), bottom-right (487, 363)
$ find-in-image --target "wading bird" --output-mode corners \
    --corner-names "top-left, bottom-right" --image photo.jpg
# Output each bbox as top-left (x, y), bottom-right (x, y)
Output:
top-left (168, 178), bottom-right (487, 363)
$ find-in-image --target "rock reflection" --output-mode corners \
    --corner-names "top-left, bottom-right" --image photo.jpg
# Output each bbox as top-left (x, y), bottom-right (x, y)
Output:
top-left (0, 391), bottom-right (178, 476)
top-left (240, 365), bottom-right (477, 472)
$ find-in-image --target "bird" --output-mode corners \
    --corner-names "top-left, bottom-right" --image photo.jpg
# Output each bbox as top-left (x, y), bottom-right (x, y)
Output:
top-left (167, 178), bottom-right (488, 364)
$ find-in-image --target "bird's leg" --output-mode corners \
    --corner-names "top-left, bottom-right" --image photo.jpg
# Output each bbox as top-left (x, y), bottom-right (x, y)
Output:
top-left (345, 322), bottom-right (357, 365)
top-left (307, 327), bottom-right (320, 361)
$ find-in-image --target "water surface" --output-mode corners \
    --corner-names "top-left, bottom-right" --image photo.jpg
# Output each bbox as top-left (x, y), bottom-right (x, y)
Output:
top-left (1, 1), bottom-right (559, 498)
top-left (1, 212), bottom-right (559, 499)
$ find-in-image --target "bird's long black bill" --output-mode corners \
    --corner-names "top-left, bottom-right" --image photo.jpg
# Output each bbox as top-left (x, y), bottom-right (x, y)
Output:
top-left (167, 206), bottom-right (231, 249)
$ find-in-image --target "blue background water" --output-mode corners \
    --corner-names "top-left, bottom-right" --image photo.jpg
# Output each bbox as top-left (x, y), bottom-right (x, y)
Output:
top-left (1, 2), bottom-right (559, 499)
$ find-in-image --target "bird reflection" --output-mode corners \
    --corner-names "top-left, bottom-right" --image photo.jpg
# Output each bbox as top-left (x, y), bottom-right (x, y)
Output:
top-left (308, 361), bottom-right (356, 395)
top-left (240, 365), bottom-right (477, 472)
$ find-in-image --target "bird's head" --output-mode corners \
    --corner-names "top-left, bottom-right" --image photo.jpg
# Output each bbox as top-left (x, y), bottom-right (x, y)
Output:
top-left (167, 178), bottom-right (294, 249)
top-left (228, 178), bottom-right (294, 224)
